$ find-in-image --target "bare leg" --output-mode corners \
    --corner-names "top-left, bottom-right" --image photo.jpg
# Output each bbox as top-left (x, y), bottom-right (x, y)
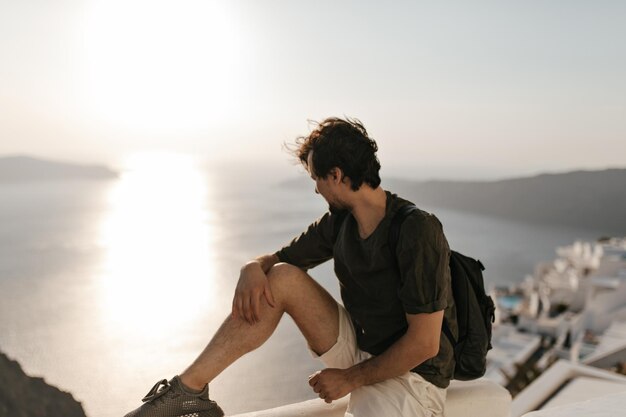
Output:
top-left (180, 263), bottom-right (340, 390)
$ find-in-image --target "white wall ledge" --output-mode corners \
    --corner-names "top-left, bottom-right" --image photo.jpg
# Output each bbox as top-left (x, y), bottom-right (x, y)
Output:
top-left (232, 379), bottom-right (511, 417)
top-left (521, 391), bottom-right (626, 417)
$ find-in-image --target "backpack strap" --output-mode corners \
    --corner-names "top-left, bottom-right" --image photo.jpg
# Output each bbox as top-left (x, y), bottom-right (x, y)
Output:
top-left (332, 210), bottom-right (350, 242)
top-left (388, 204), bottom-right (418, 256)
top-left (388, 204), bottom-right (457, 347)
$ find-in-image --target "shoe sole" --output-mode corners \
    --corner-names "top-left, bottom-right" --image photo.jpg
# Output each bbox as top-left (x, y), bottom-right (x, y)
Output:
top-left (177, 412), bottom-right (223, 417)
top-left (177, 410), bottom-right (224, 417)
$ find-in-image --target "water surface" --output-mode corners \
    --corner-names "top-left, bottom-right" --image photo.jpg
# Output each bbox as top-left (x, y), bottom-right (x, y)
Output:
top-left (0, 166), bottom-right (602, 416)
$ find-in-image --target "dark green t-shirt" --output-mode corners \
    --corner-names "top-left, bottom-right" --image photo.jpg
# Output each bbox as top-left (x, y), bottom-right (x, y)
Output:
top-left (275, 191), bottom-right (457, 388)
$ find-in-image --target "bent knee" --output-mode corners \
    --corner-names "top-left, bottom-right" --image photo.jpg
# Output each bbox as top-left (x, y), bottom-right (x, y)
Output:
top-left (267, 262), bottom-right (304, 281)
top-left (266, 263), bottom-right (309, 291)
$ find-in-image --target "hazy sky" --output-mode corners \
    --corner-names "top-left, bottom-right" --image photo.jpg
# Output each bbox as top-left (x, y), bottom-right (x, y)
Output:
top-left (1, 0), bottom-right (625, 180)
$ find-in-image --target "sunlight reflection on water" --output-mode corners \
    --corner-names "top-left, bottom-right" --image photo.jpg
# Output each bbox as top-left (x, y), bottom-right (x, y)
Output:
top-left (96, 152), bottom-right (218, 338)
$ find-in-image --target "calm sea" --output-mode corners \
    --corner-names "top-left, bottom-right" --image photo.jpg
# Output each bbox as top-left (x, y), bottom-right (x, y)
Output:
top-left (0, 169), bottom-right (602, 417)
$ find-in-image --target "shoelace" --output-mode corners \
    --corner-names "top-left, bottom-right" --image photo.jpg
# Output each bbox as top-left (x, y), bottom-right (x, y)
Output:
top-left (142, 379), bottom-right (172, 403)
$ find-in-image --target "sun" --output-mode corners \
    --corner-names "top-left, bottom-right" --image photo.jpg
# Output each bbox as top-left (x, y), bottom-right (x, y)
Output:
top-left (83, 0), bottom-right (245, 131)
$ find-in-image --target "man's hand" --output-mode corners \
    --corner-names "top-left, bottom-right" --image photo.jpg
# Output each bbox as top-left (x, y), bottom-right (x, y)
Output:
top-left (308, 368), bottom-right (356, 403)
top-left (232, 261), bottom-right (276, 324)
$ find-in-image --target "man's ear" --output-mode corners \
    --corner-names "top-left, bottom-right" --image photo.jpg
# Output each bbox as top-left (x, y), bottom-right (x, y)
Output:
top-left (330, 168), bottom-right (351, 186)
top-left (329, 167), bottom-right (342, 183)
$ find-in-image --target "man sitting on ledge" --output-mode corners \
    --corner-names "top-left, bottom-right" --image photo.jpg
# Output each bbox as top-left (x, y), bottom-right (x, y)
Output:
top-left (124, 117), bottom-right (458, 417)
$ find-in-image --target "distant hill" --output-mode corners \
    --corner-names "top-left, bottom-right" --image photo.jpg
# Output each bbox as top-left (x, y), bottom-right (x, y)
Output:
top-left (0, 155), bottom-right (117, 182)
top-left (280, 168), bottom-right (626, 234)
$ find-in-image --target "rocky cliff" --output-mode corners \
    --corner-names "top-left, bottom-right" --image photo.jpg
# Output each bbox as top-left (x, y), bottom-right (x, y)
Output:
top-left (0, 351), bottom-right (87, 417)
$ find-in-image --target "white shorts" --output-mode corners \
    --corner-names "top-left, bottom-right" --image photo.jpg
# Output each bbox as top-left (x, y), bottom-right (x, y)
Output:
top-left (310, 304), bottom-right (446, 417)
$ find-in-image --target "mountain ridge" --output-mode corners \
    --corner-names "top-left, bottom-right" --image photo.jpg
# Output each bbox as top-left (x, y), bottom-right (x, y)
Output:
top-left (280, 168), bottom-right (626, 234)
top-left (0, 155), bottom-right (117, 182)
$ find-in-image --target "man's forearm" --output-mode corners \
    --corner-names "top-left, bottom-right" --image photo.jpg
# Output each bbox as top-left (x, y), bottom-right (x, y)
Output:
top-left (309, 312), bottom-right (443, 402)
top-left (345, 328), bottom-right (438, 388)
top-left (345, 311), bottom-right (443, 388)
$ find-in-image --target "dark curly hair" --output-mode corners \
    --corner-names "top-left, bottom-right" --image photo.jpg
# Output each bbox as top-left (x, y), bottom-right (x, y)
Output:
top-left (288, 117), bottom-right (381, 191)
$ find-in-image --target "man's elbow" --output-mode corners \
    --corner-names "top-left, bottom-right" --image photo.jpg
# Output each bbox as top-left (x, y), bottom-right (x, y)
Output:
top-left (408, 340), bottom-right (440, 369)
top-left (417, 334), bottom-right (441, 360)
top-left (423, 342), bottom-right (440, 360)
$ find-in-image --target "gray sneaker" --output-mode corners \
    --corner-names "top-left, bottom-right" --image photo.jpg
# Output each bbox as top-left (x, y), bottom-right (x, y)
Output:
top-left (124, 376), bottom-right (224, 417)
